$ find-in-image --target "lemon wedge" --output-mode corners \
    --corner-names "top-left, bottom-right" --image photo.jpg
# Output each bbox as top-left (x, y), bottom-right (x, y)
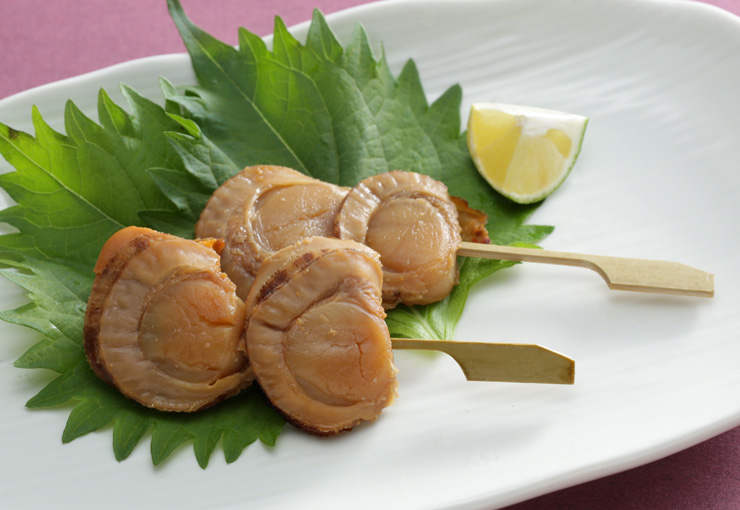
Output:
top-left (467, 103), bottom-right (588, 204)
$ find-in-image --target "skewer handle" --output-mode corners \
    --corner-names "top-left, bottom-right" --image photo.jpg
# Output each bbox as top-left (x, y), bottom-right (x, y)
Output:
top-left (391, 338), bottom-right (575, 384)
top-left (458, 242), bottom-right (714, 298)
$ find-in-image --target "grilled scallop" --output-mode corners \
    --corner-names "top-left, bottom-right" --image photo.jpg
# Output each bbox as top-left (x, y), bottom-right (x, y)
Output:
top-left (84, 226), bottom-right (253, 412)
top-left (195, 165), bottom-right (348, 300)
top-left (335, 171), bottom-right (462, 309)
top-left (245, 237), bottom-right (398, 435)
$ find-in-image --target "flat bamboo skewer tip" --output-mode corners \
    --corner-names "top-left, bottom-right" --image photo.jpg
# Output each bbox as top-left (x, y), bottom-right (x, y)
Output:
top-left (391, 338), bottom-right (575, 385)
top-left (458, 242), bottom-right (714, 298)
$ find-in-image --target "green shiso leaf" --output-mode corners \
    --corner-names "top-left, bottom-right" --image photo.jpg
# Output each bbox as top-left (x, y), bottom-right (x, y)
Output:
top-left (0, 0), bottom-right (551, 466)
top-left (0, 81), bottom-right (283, 467)
top-left (163, 0), bottom-right (551, 339)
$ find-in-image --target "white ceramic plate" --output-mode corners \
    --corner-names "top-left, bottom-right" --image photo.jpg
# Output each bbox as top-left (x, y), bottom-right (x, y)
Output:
top-left (1, 0), bottom-right (739, 508)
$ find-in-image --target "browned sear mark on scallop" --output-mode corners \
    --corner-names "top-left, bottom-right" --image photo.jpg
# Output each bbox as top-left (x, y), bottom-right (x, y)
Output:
top-left (294, 250), bottom-right (315, 268)
top-left (255, 269), bottom-right (290, 304)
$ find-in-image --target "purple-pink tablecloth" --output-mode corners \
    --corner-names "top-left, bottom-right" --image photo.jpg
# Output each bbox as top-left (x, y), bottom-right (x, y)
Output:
top-left (1, 1), bottom-right (739, 508)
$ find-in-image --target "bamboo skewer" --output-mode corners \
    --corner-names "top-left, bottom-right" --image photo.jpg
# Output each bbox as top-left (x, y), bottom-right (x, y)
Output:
top-left (391, 338), bottom-right (575, 385)
top-left (458, 241), bottom-right (714, 298)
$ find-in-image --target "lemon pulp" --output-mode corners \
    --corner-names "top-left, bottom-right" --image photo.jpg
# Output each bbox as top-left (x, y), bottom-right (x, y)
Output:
top-left (467, 103), bottom-right (587, 204)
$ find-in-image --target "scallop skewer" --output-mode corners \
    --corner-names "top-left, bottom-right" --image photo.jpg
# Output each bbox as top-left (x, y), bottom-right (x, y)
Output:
top-left (335, 171), bottom-right (714, 304)
top-left (85, 228), bottom-right (572, 427)
top-left (198, 166), bottom-right (713, 306)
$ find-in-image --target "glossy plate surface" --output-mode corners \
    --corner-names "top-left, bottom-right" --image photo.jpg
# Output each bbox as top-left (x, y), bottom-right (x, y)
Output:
top-left (1, 0), bottom-right (739, 508)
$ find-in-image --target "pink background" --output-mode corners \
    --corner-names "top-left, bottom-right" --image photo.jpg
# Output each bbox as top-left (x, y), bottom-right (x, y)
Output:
top-left (1, 0), bottom-right (739, 508)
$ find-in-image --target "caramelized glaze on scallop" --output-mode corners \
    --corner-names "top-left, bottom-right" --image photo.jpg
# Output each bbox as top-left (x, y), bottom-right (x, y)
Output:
top-left (84, 227), bottom-right (253, 412)
top-left (451, 196), bottom-right (490, 244)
